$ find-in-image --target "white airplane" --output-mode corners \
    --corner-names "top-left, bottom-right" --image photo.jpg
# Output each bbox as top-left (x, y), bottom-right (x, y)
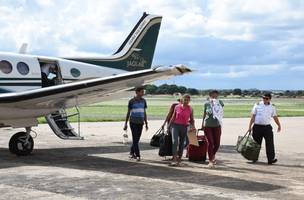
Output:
top-left (0, 13), bottom-right (190, 156)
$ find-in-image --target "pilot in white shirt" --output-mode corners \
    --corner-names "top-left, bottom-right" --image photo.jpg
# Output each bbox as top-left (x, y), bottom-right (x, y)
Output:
top-left (248, 93), bottom-right (282, 165)
top-left (252, 101), bottom-right (277, 125)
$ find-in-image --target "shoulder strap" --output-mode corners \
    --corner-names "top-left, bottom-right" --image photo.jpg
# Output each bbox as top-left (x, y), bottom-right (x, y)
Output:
top-left (154, 127), bottom-right (164, 136)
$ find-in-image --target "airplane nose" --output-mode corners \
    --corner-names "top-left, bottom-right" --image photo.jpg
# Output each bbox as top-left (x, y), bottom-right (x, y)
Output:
top-left (153, 64), bottom-right (192, 75)
top-left (171, 64), bottom-right (192, 74)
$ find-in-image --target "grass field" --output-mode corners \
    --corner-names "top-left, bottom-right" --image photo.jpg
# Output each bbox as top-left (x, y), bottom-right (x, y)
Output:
top-left (38, 96), bottom-right (304, 123)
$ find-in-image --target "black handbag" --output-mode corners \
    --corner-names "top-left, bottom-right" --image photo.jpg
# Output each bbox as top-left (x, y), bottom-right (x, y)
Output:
top-left (158, 130), bottom-right (172, 157)
top-left (150, 127), bottom-right (164, 147)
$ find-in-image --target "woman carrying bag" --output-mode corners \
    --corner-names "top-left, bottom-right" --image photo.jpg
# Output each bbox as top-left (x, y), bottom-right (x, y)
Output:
top-left (161, 93), bottom-right (182, 130)
top-left (168, 94), bottom-right (195, 166)
top-left (201, 90), bottom-right (224, 168)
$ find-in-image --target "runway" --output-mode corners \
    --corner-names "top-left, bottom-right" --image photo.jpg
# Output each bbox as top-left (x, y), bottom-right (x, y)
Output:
top-left (0, 117), bottom-right (303, 200)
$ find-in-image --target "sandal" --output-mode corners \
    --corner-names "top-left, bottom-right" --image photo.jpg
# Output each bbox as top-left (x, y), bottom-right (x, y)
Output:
top-left (169, 162), bottom-right (179, 167)
top-left (208, 161), bottom-right (215, 168)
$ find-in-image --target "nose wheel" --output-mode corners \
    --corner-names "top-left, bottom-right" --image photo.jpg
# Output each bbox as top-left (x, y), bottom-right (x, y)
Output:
top-left (9, 132), bottom-right (34, 156)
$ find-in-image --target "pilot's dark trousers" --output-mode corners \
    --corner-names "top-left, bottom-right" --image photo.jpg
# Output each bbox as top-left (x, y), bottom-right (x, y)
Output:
top-left (130, 122), bottom-right (143, 158)
top-left (252, 124), bottom-right (275, 162)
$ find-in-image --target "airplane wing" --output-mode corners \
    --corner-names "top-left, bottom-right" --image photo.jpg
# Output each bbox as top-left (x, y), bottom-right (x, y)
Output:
top-left (0, 65), bottom-right (190, 119)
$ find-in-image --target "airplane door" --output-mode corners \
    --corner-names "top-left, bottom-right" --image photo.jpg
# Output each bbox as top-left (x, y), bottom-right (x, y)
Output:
top-left (38, 59), bottom-right (63, 87)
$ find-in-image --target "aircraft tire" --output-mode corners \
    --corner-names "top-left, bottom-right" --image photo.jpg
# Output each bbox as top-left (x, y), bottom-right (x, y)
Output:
top-left (9, 132), bottom-right (34, 156)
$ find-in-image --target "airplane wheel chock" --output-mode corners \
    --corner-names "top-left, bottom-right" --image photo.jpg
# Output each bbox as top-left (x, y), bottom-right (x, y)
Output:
top-left (9, 132), bottom-right (34, 156)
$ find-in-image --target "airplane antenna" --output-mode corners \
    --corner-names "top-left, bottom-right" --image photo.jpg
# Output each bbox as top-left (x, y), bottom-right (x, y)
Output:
top-left (19, 43), bottom-right (28, 54)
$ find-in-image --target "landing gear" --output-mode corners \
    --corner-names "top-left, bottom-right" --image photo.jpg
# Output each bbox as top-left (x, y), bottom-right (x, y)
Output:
top-left (9, 127), bottom-right (34, 156)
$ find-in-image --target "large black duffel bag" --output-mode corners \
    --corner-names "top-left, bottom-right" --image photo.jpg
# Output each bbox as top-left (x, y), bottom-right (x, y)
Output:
top-left (158, 130), bottom-right (172, 157)
top-left (150, 127), bottom-right (164, 147)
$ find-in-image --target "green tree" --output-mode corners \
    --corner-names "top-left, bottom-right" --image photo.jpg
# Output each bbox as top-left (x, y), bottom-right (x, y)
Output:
top-left (177, 86), bottom-right (187, 94)
top-left (233, 88), bottom-right (242, 96)
top-left (296, 90), bottom-right (304, 96)
top-left (186, 88), bottom-right (199, 95)
top-left (243, 90), bottom-right (249, 96)
top-left (168, 84), bottom-right (179, 95)
top-left (251, 89), bottom-right (261, 97)
top-left (156, 84), bottom-right (169, 94)
top-left (144, 84), bottom-right (157, 94)
top-left (284, 90), bottom-right (295, 97)
top-left (221, 89), bottom-right (232, 97)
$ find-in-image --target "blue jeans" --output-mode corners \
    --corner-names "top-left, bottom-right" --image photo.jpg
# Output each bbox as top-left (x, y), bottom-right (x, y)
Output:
top-left (171, 123), bottom-right (187, 157)
top-left (130, 122), bottom-right (143, 157)
top-left (184, 127), bottom-right (189, 148)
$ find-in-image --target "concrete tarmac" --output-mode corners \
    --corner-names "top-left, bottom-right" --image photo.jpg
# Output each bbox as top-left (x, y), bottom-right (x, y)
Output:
top-left (0, 117), bottom-right (303, 200)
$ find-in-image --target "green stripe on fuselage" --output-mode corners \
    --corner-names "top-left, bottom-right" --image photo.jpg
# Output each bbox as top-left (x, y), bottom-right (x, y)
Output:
top-left (0, 83), bottom-right (41, 86)
top-left (0, 78), bottom-right (41, 80)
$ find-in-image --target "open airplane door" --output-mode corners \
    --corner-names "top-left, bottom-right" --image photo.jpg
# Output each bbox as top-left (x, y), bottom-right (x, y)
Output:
top-left (45, 108), bottom-right (83, 140)
top-left (39, 58), bottom-right (83, 140)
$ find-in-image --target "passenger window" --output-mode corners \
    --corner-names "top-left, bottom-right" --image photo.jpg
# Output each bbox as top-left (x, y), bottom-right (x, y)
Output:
top-left (17, 62), bottom-right (30, 75)
top-left (0, 60), bottom-right (13, 74)
top-left (70, 68), bottom-right (81, 77)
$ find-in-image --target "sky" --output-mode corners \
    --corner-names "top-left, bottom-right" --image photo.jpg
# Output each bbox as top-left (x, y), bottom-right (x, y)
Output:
top-left (0, 0), bottom-right (303, 90)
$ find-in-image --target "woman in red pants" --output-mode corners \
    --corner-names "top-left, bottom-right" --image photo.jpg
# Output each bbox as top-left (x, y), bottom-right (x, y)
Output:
top-left (201, 90), bottom-right (224, 168)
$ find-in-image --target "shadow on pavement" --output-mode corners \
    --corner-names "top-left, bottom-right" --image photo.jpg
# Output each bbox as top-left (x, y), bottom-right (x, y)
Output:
top-left (218, 163), bottom-right (282, 175)
top-left (219, 145), bottom-right (303, 169)
top-left (247, 161), bottom-right (304, 169)
top-left (0, 144), bottom-right (284, 192)
top-left (218, 145), bottom-right (238, 154)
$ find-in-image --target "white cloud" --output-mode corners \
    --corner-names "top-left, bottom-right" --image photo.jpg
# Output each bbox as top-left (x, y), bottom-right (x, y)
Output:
top-left (205, 0), bottom-right (304, 41)
top-left (0, 0), bottom-right (303, 64)
top-left (0, 0), bottom-right (139, 56)
top-left (199, 70), bottom-right (250, 78)
top-left (0, 0), bottom-right (302, 89)
top-left (290, 66), bottom-right (304, 72)
top-left (35, 0), bottom-right (54, 7)
top-left (0, 0), bottom-right (208, 56)
top-left (198, 64), bottom-right (284, 78)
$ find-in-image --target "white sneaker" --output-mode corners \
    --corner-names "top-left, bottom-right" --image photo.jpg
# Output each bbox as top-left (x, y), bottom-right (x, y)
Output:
top-left (136, 157), bottom-right (141, 162)
top-left (208, 162), bottom-right (215, 168)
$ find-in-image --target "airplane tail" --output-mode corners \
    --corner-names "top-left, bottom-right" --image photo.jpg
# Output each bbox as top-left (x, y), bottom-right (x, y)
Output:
top-left (66, 12), bottom-right (162, 71)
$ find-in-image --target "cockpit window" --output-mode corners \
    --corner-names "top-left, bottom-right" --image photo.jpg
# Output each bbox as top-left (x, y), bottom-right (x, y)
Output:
top-left (0, 60), bottom-right (13, 74)
top-left (17, 62), bottom-right (30, 75)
